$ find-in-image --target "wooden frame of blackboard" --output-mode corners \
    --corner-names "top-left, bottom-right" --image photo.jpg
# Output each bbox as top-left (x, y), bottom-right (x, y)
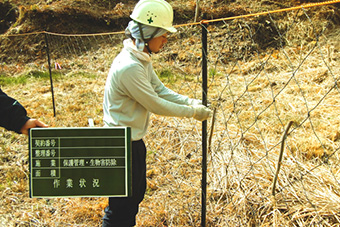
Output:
top-left (28, 127), bottom-right (131, 198)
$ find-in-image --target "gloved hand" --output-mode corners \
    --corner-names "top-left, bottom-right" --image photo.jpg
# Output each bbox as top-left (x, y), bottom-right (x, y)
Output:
top-left (192, 105), bottom-right (212, 121)
top-left (189, 98), bottom-right (202, 106)
top-left (189, 98), bottom-right (211, 107)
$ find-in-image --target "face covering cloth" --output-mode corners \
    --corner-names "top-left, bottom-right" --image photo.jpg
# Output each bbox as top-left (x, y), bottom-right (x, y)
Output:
top-left (125, 20), bottom-right (167, 52)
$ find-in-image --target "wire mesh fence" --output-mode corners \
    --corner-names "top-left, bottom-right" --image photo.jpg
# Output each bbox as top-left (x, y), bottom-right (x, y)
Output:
top-left (203, 5), bottom-right (340, 227)
top-left (0, 1), bottom-right (340, 226)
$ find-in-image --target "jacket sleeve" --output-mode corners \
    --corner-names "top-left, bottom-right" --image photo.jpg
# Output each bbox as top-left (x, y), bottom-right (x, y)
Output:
top-left (120, 65), bottom-right (194, 118)
top-left (150, 70), bottom-right (193, 105)
top-left (0, 88), bottom-right (30, 134)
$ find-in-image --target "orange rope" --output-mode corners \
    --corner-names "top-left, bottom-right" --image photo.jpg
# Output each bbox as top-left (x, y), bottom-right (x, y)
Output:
top-left (1, 0), bottom-right (339, 37)
top-left (176, 0), bottom-right (340, 27)
top-left (44, 30), bottom-right (125, 37)
top-left (0, 30), bottom-right (125, 37)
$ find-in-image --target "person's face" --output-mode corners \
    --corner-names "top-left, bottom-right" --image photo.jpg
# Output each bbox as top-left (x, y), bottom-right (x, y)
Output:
top-left (146, 33), bottom-right (168, 53)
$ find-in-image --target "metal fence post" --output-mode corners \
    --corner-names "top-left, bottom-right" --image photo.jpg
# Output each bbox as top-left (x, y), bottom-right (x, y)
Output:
top-left (44, 32), bottom-right (56, 117)
top-left (201, 21), bottom-right (208, 227)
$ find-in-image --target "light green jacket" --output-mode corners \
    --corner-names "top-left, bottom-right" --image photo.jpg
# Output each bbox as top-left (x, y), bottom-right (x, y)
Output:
top-left (103, 39), bottom-right (196, 141)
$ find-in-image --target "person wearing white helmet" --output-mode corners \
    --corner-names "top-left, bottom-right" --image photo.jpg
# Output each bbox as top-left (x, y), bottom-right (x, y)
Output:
top-left (102, 0), bottom-right (211, 226)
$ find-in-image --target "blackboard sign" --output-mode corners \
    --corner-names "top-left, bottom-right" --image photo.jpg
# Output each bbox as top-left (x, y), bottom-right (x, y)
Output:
top-left (28, 127), bottom-right (131, 198)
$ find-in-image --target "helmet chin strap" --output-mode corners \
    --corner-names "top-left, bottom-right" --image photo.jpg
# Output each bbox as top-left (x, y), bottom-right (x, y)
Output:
top-left (137, 22), bottom-right (160, 54)
top-left (144, 43), bottom-right (152, 55)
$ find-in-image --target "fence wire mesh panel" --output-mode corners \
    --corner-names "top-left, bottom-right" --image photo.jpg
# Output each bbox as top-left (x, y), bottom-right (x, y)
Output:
top-left (204, 6), bottom-right (340, 227)
top-left (0, 33), bottom-right (46, 76)
top-left (45, 33), bottom-right (126, 125)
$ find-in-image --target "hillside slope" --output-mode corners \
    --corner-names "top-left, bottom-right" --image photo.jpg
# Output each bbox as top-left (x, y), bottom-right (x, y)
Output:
top-left (1, 0), bottom-right (339, 35)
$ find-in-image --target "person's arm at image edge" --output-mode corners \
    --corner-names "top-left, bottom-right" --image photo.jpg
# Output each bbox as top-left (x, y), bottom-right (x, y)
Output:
top-left (0, 88), bottom-right (48, 135)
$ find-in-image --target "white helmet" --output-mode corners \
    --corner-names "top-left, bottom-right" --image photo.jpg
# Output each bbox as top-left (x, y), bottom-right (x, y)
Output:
top-left (130, 0), bottom-right (177, 33)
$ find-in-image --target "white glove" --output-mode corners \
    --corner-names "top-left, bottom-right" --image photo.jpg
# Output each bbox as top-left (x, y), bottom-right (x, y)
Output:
top-left (192, 105), bottom-right (212, 121)
top-left (189, 99), bottom-right (202, 106)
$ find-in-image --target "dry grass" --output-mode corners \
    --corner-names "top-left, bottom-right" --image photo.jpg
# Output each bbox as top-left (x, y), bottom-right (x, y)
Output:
top-left (1, 1), bottom-right (340, 227)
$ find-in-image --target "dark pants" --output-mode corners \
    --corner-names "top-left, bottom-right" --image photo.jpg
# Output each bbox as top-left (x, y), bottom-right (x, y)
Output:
top-left (102, 139), bottom-right (147, 227)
